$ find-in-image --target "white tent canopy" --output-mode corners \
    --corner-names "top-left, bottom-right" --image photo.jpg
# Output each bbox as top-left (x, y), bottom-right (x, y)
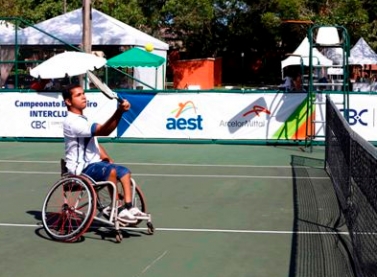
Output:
top-left (0, 21), bottom-right (18, 87)
top-left (281, 37), bottom-right (333, 70)
top-left (0, 21), bottom-right (21, 45)
top-left (18, 8), bottom-right (169, 50)
top-left (349, 37), bottom-right (377, 65)
top-left (0, 8), bottom-right (169, 89)
top-left (324, 47), bottom-right (345, 65)
top-left (0, 21), bottom-right (17, 36)
top-left (323, 37), bottom-right (377, 67)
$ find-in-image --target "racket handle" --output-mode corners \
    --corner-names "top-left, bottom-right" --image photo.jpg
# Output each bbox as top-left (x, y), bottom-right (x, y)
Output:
top-left (116, 94), bottom-right (123, 103)
top-left (117, 94), bottom-right (131, 111)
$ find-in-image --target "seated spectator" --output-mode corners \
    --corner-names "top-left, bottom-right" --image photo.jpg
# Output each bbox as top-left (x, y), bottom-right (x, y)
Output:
top-left (319, 76), bottom-right (328, 83)
top-left (292, 73), bottom-right (304, 91)
top-left (318, 76), bottom-right (329, 91)
top-left (44, 80), bottom-right (54, 90)
top-left (30, 79), bottom-right (49, 91)
top-left (278, 76), bottom-right (294, 91)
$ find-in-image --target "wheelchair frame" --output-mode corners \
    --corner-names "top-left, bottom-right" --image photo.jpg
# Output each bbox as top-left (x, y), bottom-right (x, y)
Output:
top-left (41, 162), bottom-right (154, 243)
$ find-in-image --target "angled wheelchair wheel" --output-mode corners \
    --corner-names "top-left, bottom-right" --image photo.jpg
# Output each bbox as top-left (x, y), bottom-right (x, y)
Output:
top-left (41, 175), bottom-right (97, 242)
top-left (117, 178), bottom-right (147, 226)
top-left (131, 179), bottom-right (147, 213)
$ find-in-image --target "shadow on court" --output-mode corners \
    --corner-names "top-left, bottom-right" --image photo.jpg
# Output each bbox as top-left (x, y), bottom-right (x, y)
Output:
top-left (27, 210), bottom-right (42, 221)
top-left (288, 155), bottom-right (355, 277)
top-left (33, 226), bottom-right (87, 243)
top-left (26, 209), bottom-right (150, 244)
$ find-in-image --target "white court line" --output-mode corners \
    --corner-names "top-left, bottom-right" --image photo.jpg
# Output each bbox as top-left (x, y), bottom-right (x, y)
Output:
top-left (1, 223), bottom-right (39, 227)
top-left (0, 222), bottom-right (349, 235)
top-left (134, 250), bottom-right (168, 277)
top-left (0, 159), bottom-right (317, 169)
top-left (0, 170), bottom-right (329, 179)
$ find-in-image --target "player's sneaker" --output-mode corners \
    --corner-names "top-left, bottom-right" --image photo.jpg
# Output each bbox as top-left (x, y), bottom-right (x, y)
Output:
top-left (102, 205), bottom-right (138, 223)
top-left (118, 206), bottom-right (138, 223)
top-left (129, 207), bottom-right (147, 217)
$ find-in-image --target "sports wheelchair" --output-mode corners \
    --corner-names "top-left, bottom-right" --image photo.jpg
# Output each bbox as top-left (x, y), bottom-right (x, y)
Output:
top-left (41, 160), bottom-right (154, 243)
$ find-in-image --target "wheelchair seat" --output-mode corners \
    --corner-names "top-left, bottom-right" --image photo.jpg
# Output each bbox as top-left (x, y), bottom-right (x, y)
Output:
top-left (60, 158), bottom-right (68, 176)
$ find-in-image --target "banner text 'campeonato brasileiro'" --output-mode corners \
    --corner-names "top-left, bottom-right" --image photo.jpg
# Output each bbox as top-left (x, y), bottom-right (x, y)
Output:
top-left (15, 100), bottom-right (98, 117)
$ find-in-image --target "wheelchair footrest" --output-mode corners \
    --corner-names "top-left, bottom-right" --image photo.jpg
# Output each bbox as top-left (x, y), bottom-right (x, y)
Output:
top-left (134, 214), bottom-right (151, 221)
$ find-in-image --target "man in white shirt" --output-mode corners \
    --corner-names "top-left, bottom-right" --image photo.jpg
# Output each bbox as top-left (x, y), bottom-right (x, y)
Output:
top-left (278, 76), bottom-right (294, 91)
top-left (62, 84), bottom-right (141, 223)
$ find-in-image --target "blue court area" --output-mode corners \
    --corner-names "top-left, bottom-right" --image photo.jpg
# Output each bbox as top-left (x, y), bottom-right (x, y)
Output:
top-left (0, 142), bottom-right (354, 277)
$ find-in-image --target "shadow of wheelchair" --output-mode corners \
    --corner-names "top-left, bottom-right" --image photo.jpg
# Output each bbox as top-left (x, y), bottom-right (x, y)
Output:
top-left (34, 225), bottom-right (86, 243)
top-left (27, 210), bottom-right (148, 243)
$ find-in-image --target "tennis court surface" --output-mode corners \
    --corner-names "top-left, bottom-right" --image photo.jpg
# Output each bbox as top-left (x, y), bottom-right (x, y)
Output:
top-left (0, 141), bottom-right (356, 277)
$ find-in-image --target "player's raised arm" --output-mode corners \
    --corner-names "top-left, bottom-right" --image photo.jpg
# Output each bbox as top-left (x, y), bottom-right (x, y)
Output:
top-left (94, 99), bottom-right (131, 136)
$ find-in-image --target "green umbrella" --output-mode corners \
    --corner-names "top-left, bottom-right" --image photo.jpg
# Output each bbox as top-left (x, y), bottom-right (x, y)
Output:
top-left (107, 47), bottom-right (165, 68)
top-left (107, 47), bottom-right (166, 89)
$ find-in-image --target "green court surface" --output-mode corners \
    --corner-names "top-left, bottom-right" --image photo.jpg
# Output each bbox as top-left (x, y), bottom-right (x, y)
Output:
top-left (0, 142), bottom-right (354, 277)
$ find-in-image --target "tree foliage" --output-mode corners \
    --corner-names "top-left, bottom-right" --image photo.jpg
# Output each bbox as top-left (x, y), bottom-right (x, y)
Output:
top-left (0, 0), bottom-right (376, 83)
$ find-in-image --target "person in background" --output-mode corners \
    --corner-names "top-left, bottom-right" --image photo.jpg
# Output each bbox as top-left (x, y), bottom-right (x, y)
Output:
top-left (279, 75), bottom-right (294, 91)
top-left (292, 72), bottom-right (303, 91)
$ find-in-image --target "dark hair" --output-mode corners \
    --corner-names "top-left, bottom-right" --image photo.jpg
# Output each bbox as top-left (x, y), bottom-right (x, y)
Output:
top-left (62, 84), bottom-right (81, 100)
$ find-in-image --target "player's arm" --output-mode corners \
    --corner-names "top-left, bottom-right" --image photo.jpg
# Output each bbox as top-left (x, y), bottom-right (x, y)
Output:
top-left (94, 99), bottom-right (131, 136)
top-left (99, 144), bottom-right (113, 163)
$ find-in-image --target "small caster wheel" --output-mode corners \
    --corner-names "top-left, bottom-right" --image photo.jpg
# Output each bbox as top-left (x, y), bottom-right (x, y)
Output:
top-left (115, 232), bottom-right (123, 243)
top-left (147, 222), bottom-right (155, 235)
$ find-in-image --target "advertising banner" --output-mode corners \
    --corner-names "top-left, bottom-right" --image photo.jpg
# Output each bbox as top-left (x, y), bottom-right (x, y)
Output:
top-left (0, 91), bottom-right (375, 142)
top-left (317, 94), bottom-right (377, 141)
top-left (0, 92), bottom-right (116, 137)
top-left (118, 92), bottom-right (309, 140)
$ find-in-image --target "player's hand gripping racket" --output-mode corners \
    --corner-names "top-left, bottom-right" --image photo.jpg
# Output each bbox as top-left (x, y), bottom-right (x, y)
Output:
top-left (87, 70), bottom-right (123, 103)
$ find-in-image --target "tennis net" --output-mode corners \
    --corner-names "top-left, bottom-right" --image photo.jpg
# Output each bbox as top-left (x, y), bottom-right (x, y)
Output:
top-left (325, 95), bottom-right (377, 277)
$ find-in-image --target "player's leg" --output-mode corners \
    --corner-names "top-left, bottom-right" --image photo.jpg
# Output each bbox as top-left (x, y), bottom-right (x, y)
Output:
top-left (113, 165), bottom-right (145, 219)
top-left (119, 172), bottom-right (132, 204)
top-left (82, 162), bottom-right (136, 223)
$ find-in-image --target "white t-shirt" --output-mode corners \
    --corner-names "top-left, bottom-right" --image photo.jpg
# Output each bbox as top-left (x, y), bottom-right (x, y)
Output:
top-left (63, 111), bottom-right (101, 175)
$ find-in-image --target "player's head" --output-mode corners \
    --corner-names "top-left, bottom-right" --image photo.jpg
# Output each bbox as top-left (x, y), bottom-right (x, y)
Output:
top-left (62, 84), bottom-right (87, 113)
top-left (62, 84), bottom-right (81, 101)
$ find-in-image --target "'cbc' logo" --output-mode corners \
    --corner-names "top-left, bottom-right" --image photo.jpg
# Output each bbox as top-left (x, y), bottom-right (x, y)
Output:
top-left (339, 109), bottom-right (368, 126)
top-left (31, 121), bottom-right (46, 129)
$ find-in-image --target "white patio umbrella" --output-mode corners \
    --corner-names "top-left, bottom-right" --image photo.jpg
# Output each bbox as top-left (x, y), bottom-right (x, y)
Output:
top-left (30, 51), bottom-right (107, 79)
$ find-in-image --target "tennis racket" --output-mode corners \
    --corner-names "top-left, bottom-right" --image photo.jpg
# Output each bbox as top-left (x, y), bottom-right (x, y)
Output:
top-left (87, 70), bottom-right (123, 103)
